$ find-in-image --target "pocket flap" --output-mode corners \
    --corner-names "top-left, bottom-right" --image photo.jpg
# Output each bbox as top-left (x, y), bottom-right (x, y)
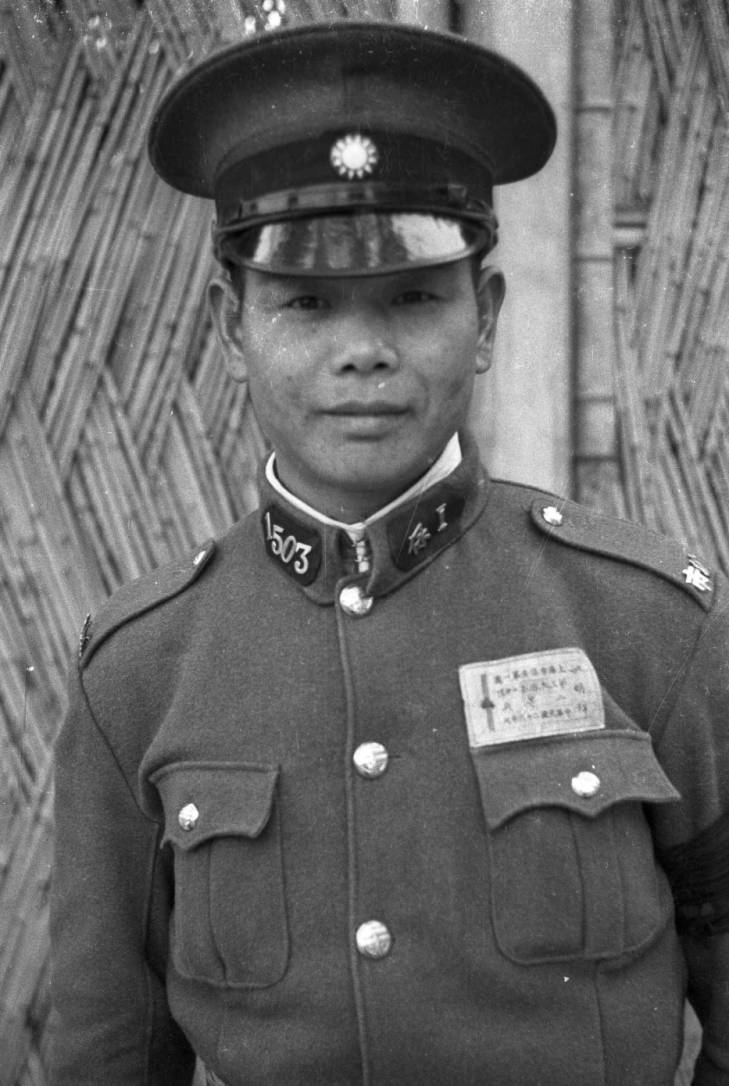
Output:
top-left (472, 730), bottom-right (679, 829)
top-left (152, 761), bottom-right (280, 851)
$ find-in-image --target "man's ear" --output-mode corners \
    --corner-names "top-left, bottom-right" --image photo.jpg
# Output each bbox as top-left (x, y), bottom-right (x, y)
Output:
top-left (208, 276), bottom-right (248, 383)
top-left (475, 265), bottom-right (506, 374)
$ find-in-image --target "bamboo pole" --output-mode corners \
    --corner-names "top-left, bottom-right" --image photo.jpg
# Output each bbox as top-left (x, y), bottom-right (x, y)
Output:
top-left (573, 0), bottom-right (619, 508)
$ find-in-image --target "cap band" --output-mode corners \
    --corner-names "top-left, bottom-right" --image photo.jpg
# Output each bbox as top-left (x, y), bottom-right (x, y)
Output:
top-left (214, 131), bottom-right (494, 226)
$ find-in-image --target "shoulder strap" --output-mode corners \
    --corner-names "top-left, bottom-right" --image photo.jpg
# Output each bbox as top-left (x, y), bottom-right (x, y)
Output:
top-left (530, 497), bottom-right (715, 612)
top-left (79, 540), bottom-right (216, 667)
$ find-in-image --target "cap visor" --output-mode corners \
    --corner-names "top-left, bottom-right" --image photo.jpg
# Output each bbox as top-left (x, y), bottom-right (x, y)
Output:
top-left (218, 212), bottom-right (490, 277)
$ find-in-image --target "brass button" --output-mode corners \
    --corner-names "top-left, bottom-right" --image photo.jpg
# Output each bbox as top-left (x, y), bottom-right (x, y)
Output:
top-left (542, 505), bottom-right (564, 527)
top-left (339, 584), bottom-right (374, 616)
top-left (355, 919), bottom-right (393, 959)
top-left (353, 742), bottom-right (389, 779)
top-left (571, 771), bottom-right (600, 798)
top-left (178, 802), bottom-right (199, 831)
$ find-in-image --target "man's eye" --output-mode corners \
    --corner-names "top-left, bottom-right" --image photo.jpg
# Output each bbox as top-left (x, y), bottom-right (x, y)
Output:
top-left (285, 295), bottom-right (326, 311)
top-left (393, 290), bottom-right (436, 305)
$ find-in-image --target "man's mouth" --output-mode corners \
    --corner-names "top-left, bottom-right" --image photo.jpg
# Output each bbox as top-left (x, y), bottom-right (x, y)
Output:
top-left (325, 401), bottom-right (408, 416)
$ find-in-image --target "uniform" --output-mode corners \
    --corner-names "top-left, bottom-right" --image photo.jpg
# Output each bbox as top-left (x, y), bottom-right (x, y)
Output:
top-left (51, 435), bottom-right (729, 1084)
top-left (50, 18), bottom-right (729, 1086)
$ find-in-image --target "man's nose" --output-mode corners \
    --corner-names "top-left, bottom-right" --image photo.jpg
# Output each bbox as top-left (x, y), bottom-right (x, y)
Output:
top-left (332, 311), bottom-right (400, 373)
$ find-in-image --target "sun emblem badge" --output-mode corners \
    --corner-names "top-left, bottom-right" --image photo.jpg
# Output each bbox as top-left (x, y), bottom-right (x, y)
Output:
top-left (330, 133), bottom-right (379, 179)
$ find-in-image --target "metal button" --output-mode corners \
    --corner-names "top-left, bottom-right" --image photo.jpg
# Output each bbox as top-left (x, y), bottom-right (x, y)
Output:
top-left (542, 505), bottom-right (564, 527)
top-left (571, 771), bottom-right (600, 798)
top-left (178, 802), bottom-right (199, 831)
top-left (339, 584), bottom-right (374, 616)
top-left (355, 919), bottom-right (393, 959)
top-left (353, 742), bottom-right (389, 779)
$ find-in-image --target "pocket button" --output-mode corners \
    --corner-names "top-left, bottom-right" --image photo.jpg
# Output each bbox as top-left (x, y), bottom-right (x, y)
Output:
top-left (571, 771), bottom-right (601, 798)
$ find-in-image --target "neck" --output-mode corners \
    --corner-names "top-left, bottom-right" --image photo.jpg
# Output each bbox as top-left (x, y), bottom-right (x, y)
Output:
top-left (267, 434), bottom-right (463, 529)
top-left (273, 473), bottom-right (408, 523)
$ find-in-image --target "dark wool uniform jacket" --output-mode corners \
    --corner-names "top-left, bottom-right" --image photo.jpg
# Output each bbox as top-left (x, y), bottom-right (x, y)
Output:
top-left (51, 437), bottom-right (729, 1085)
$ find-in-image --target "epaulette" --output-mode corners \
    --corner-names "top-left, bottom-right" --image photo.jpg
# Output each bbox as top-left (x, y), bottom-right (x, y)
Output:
top-left (530, 497), bottom-right (715, 612)
top-left (78, 540), bottom-right (216, 667)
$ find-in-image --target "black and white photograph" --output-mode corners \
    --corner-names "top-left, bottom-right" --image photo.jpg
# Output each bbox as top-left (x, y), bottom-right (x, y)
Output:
top-left (1, 2), bottom-right (728, 1083)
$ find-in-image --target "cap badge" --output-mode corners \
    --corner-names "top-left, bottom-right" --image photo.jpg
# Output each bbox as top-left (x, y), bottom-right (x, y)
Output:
top-left (330, 133), bottom-right (379, 180)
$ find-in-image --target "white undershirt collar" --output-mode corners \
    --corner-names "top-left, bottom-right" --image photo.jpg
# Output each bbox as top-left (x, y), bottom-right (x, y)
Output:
top-left (265, 433), bottom-right (462, 543)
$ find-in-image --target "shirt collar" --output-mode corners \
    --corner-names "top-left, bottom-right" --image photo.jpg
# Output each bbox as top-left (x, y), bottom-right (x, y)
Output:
top-left (264, 433), bottom-right (463, 542)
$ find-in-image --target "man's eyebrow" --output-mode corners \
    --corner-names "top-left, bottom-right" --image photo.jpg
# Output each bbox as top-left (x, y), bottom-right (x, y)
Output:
top-left (259, 276), bottom-right (324, 294)
top-left (250, 277), bottom-right (310, 302)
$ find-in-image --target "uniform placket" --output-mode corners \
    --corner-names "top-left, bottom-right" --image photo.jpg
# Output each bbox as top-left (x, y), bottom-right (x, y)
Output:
top-left (335, 556), bottom-right (388, 1086)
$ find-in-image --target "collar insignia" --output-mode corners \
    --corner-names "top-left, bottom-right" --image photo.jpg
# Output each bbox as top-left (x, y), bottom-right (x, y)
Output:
top-left (682, 554), bottom-right (712, 593)
top-left (78, 612), bottom-right (92, 661)
top-left (388, 493), bottom-right (465, 571)
top-left (261, 504), bottom-right (322, 585)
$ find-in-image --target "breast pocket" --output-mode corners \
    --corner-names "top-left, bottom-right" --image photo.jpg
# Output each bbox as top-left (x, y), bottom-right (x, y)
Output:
top-left (471, 729), bottom-right (680, 965)
top-left (152, 761), bottom-right (289, 988)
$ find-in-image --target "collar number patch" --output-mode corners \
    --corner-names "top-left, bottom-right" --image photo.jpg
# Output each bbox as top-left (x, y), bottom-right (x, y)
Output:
top-left (458, 647), bottom-right (605, 748)
top-left (262, 505), bottom-right (322, 585)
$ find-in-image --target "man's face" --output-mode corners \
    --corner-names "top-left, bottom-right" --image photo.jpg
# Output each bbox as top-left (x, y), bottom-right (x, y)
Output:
top-left (214, 258), bottom-right (501, 520)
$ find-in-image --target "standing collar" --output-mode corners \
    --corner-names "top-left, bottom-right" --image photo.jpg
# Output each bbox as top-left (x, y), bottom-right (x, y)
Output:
top-left (264, 433), bottom-right (463, 542)
top-left (257, 432), bottom-right (489, 605)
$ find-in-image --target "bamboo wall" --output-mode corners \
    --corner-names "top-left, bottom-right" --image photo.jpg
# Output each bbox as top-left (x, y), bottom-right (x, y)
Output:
top-left (1, 1), bottom-right (729, 1082)
top-left (610, 0), bottom-right (729, 570)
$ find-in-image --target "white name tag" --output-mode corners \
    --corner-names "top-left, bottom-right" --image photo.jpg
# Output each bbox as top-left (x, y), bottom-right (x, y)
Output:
top-left (458, 647), bottom-right (604, 747)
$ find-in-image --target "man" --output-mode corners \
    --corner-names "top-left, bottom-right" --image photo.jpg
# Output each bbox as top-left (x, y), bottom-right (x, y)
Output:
top-left (50, 19), bottom-right (729, 1086)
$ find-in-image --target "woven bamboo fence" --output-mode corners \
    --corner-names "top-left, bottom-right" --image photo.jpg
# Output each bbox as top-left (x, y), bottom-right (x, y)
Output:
top-left (0, 0), bottom-right (728, 1081)
top-left (612, 0), bottom-right (729, 572)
